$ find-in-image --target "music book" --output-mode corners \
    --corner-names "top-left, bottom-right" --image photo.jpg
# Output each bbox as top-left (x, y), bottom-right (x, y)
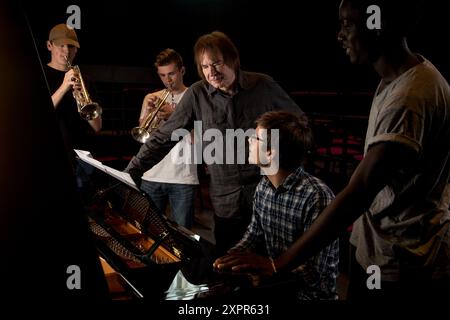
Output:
top-left (74, 149), bottom-right (139, 191)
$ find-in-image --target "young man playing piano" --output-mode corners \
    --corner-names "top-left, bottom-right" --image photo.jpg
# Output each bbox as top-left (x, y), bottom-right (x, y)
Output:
top-left (214, 111), bottom-right (339, 300)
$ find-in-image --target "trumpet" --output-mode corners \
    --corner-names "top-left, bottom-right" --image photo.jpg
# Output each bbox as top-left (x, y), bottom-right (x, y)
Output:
top-left (131, 89), bottom-right (171, 143)
top-left (65, 56), bottom-right (102, 121)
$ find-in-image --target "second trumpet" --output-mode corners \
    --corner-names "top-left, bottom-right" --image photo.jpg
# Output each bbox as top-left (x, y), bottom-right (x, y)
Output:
top-left (65, 56), bottom-right (102, 121)
top-left (131, 89), bottom-right (171, 143)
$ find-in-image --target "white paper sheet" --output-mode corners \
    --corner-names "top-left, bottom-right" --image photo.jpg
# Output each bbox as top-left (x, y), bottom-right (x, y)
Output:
top-left (74, 149), bottom-right (139, 191)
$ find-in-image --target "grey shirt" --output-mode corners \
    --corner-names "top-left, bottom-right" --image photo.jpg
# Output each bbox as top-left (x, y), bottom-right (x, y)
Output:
top-left (126, 70), bottom-right (303, 218)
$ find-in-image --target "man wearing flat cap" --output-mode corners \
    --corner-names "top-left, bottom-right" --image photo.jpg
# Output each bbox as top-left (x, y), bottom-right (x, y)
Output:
top-left (44, 23), bottom-right (101, 196)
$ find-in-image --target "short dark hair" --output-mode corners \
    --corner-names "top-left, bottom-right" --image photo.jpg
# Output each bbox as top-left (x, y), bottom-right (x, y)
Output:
top-left (154, 48), bottom-right (183, 70)
top-left (342, 0), bottom-right (423, 37)
top-left (255, 111), bottom-right (312, 170)
top-left (193, 31), bottom-right (240, 81)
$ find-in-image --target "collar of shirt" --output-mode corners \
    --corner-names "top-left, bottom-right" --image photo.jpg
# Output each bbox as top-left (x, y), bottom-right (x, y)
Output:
top-left (204, 70), bottom-right (251, 96)
top-left (262, 166), bottom-right (305, 194)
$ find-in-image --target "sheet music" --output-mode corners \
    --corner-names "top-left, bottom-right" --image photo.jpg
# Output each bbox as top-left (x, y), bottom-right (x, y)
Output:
top-left (74, 149), bottom-right (139, 191)
top-left (104, 166), bottom-right (140, 191)
top-left (74, 149), bottom-right (106, 173)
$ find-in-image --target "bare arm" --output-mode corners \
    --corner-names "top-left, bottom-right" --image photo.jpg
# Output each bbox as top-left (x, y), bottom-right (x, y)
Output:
top-left (139, 93), bottom-right (157, 126)
top-left (274, 142), bottom-right (418, 271)
top-left (139, 92), bottom-right (174, 127)
top-left (51, 69), bottom-right (78, 109)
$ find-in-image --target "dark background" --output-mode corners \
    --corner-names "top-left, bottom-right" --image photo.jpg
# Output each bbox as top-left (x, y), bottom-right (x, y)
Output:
top-left (21, 0), bottom-right (450, 166)
top-left (24, 0), bottom-right (449, 93)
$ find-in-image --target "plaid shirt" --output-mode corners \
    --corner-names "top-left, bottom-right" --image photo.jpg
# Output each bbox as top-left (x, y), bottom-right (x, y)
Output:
top-left (233, 166), bottom-right (339, 300)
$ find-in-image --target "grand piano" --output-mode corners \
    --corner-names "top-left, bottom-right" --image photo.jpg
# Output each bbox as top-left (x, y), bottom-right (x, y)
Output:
top-left (77, 153), bottom-right (300, 301)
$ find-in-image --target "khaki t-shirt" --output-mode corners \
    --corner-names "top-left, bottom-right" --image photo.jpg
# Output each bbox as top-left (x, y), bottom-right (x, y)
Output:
top-left (350, 56), bottom-right (450, 281)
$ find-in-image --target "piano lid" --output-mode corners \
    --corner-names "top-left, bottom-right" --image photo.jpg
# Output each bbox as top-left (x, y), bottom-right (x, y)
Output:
top-left (78, 154), bottom-right (215, 299)
top-left (79, 156), bottom-right (190, 262)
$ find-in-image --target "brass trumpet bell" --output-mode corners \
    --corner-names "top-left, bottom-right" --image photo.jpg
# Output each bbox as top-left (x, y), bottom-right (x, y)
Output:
top-left (131, 127), bottom-right (151, 144)
top-left (79, 102), bottom-right (102, 121)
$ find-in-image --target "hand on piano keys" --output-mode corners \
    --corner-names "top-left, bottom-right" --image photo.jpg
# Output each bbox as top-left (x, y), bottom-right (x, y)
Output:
top-left (213, 251), bottom-right (276, 277)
